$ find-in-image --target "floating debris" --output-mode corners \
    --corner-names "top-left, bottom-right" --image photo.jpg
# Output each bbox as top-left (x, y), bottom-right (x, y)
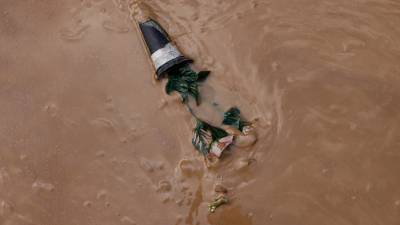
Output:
top-left (208, 195), bottom-right (229, 213)
top-left (136, 17), bottom-right (256, 157)
top-left (223, 107), bottom-right (257, 147)
top-left (222, 107), bottom-right (251, 132)
top-left (192, 119), bottom-right (232, 157)
top-left (166, 65), bottom-right (209, 105)
top-left (134, 13), bottom-right (255, 217)
top-left (138, 18), bottom-right (210, 104)
top-left (139, 19), bottom-right (193, 79)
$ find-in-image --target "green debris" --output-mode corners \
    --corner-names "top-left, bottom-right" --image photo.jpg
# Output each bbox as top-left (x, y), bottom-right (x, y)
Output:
top-left (165, 65), bottom-right (210, 105)
top-left (222, 107), bottom-right (251, 132)
top-left (192, 119), bottom-right (229, 156)
top-left (208, 195), bottom-right (229, 213)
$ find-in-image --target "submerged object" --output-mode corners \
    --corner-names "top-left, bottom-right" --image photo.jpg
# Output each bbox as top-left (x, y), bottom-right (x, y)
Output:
top-left (192, 119), bottom-right (234, 158)
top-left (130, 6), bottom-right (254, 216)
top-left (208, 195), bottom-right (229, 213)
top-left (135, 16), bottom-right (252, 157)
top-left (222, 107), bottom-right (251, 132)
top-left (222, 107), bottom-right (257, 147)
top-left (166, 65), bottom-right (209, 105)
top-left (137, 18), bottom-right (209, 104)
top-left (139, 19), bottom-right (193, 79)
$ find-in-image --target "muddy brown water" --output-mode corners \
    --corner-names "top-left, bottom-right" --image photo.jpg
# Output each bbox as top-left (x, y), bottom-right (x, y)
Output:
top-left (1, 0), bottom-right (400, 224)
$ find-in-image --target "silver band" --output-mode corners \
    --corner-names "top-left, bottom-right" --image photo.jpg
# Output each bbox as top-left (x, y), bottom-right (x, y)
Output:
top-left (151, 43), bottom-right (182, 70)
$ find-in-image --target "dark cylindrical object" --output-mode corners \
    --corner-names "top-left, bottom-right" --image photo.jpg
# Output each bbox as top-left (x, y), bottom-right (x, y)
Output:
top-left (139, 19), bottom-right (193, 79)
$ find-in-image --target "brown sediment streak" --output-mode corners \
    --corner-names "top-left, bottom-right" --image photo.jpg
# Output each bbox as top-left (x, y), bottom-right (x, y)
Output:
top-left (1, 0), bottom-right (400, 225)
top-left (128, 1), bottom-right (157, 79)
top-left (185, 183), bottom-right (203, 224)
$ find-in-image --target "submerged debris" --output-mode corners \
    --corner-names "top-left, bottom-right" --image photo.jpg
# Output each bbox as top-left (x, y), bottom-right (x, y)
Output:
top-left (222, 107), bottom-right (257, 147)
top-left (166, 65), bottom-right (210, 105)
top-left (134, 15), bottom-right (259, 218)
top-left (136, 18), bottom-right (252, 157)
top-left (208, 195), bottom-right (229, 213)
top-left (138, 19), bottom-right (193, 79)
top-left (222, 107), bottom-right (251, 132)
top-left (192, 119), bottom-right (232, 157)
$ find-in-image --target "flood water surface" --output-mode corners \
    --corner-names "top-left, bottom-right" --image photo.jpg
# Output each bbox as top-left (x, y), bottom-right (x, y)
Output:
top-left (1, 0), bottom-right (400, 225)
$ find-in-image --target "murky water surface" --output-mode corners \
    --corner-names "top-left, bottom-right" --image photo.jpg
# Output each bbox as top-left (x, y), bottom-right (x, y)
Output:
top-left (1, 0), bottom-right (400, 224)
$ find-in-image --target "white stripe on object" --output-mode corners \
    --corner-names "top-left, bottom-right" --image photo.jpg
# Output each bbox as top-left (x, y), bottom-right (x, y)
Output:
top-left (151, 43), bottom-right (182, 70)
